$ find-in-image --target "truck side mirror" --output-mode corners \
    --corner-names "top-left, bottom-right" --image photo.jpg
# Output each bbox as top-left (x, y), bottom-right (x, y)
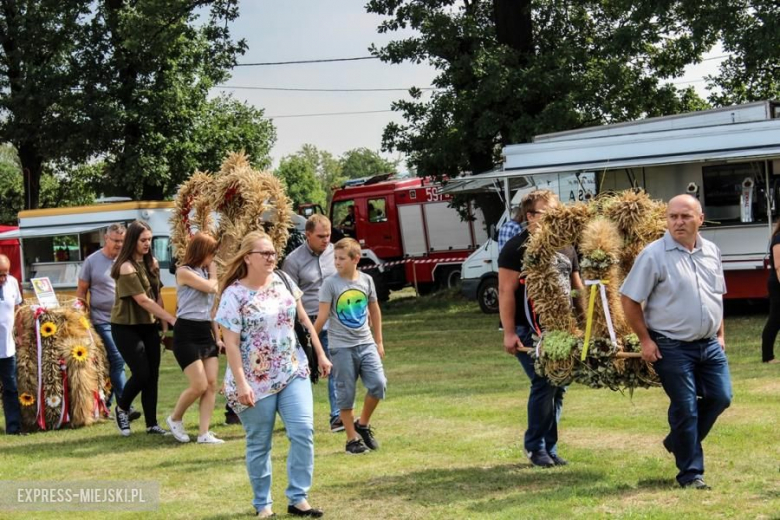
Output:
top-left (489, 223), bottom-right (497, 241)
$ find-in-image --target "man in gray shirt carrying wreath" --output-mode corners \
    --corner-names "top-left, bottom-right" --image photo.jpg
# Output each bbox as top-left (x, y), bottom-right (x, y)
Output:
top-left (621, 194), bottom-right (732, 491)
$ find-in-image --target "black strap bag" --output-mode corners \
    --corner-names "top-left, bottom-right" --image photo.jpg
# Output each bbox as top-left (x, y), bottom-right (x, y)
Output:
top-left (275, 270), bottom-right (319, 384)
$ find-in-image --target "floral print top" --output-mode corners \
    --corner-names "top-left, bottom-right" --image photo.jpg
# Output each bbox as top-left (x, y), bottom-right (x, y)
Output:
top-left (215, 273), bottom-right (309, 413)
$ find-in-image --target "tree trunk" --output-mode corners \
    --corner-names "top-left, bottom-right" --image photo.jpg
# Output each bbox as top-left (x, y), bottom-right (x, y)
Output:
top-left (18, 143), bottom-right (43, 210)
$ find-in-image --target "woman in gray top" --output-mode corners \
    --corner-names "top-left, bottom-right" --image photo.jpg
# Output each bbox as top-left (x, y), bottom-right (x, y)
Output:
top-left (166, 233), bottom-right (224, 445)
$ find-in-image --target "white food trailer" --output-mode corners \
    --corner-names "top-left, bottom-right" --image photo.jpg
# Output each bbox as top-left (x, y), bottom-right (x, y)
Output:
top-left (457, 100), bottom-right (780, 312)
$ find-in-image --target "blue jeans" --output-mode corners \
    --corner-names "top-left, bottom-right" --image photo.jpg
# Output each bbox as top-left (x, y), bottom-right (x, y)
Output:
top-left (515, 326), bottom-right (565, 456)
top-left (238, 376), bottom-right (314, 511)
top-left (316, 327), bottom-right (339, 420)
top-left (0, 355), bottom-right (22, 434)
top-left (650, 332), bottom-right (732, 485)
top-left (94, 323), bottom-right (127, 408)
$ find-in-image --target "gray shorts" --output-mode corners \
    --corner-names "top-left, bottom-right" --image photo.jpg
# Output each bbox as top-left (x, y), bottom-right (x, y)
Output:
top-left (330, 343), bottom-right (387, 410)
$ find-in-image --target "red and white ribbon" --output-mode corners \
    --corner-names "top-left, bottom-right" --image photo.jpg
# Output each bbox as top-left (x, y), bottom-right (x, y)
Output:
top-left (34, 316), bottom-right (46, 430)
top-left (57, 359), bottom-right (70, 429)
top-left (358, 256), bottom-right (464, 271)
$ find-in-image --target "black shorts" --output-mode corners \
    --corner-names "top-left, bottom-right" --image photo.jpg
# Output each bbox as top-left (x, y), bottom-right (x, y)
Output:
top-left (173, 318), bottom-right (218, 370)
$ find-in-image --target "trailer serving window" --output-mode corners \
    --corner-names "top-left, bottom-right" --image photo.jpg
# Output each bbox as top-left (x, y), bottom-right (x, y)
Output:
top-left (702, 162), bottom-right (769, 224)
top-left (21, 228), bottom-right (102, 288)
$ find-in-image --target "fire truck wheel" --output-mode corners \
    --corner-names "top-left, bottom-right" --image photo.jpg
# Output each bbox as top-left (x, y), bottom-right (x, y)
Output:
top-left (370, 273), bottom-right (391, 302)
top-left (477, 277), bottom-right (499, 314)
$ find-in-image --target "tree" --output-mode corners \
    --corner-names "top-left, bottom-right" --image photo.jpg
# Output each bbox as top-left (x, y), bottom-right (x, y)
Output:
top-left (340, 148), bottom-right (398, 180)
top-left (0, 145), bottom-right (96, 224)
top-left (275, 154), bottom-right (327, 210)
top-left (366, 0), bottom-right (722, 180)
top-left (190, 95), bottom-right (277, 174)
top-left (81, 0), bottom-right (248, 200)
top-left (707, 1), bottom-right (780, 105)
top-left (0, 1), bottom-right (92, 209)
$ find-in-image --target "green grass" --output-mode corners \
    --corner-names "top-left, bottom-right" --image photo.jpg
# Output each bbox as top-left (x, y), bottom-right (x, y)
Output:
top-left (1, 289), bottom-right (779, 519)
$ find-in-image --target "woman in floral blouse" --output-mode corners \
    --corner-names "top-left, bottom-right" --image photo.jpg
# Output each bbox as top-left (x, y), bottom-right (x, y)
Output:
top-left (216, 231), bottom-right (331, 519)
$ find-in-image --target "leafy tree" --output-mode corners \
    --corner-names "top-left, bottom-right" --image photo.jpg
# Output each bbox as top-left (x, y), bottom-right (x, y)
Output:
top-left (0, 145), bottom-right (96, 224)
top-left (190, 94), bottom-right (277, 174)
top-left (292, 144), bottom-right (344, 206)
top-left (367, 0), bottom-right (722, 180)
top-left (340, 148), bottom-right (398, 180)
top-left (0, 1), bottom-right (91, 209)
top-left (275, 154), bottom-right (327, 210)
top-left (81, 0), bottom-right (248, 200)
top-left (707, 1), bottom-right (780, 105)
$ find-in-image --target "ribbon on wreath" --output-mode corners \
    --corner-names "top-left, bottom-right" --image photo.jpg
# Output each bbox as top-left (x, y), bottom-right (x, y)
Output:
top-left (93, 390), bottom-right (109, 418)
top-left (57, 359), bottom-right (70, 429)
top-left (581, 280), bottom-right (617, 361)
top-left (34, 314), bottom-right (47, 430)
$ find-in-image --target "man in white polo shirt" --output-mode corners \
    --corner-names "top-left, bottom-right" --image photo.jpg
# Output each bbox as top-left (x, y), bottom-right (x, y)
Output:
top-left (620, 194), bottom-right (732, 490)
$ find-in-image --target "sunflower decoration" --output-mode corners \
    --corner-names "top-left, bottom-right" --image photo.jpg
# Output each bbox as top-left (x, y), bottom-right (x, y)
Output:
top-left (46, 395), bottom-right (62, 408)
top-left (71, 345), bottom-right (89, 363)
top-left (19, 393), bottom-right (35, 407)
top-left (40, 321), bottom-right (58, 337)
top-left (79, 316), bottom-right (91, 330)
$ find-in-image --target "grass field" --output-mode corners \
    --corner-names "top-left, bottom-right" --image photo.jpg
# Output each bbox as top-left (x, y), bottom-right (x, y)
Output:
top-left (1, 290), bottom-right (778, 519)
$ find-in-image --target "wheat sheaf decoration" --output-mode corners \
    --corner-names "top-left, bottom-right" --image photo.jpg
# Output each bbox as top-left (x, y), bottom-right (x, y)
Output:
top-left (15, 300), bottom-right (109, 431)
top-left (524, 190), bottom-right (666, 392)
top-left (171, 152), bottom-right (293, 275)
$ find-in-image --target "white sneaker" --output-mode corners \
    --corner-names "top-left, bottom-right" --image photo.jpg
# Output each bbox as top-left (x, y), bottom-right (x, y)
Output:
top-left (197, 431), bottom-right (225, 444)
top-left (166, 415), bottom-right (190, 443)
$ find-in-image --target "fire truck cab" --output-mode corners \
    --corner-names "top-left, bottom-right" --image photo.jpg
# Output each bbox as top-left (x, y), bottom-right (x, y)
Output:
top-left (328, 174), bottom-right (488, 300)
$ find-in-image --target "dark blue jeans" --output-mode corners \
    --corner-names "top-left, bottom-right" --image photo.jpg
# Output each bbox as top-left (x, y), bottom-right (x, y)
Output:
top-left (94, 323), bottom-right (127, 408)
top-left (0, 355), bottom-right (22, 434)
top-left (650, 331), bottom-right (732, 485)
top-left (515, 326), bottom-right (566, 456)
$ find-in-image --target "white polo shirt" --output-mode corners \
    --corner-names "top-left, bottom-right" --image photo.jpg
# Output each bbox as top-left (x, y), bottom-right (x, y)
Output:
top-left (620, 231), bottom-right (725, 342)
top-left (1, 274), bottom-right (23, 358)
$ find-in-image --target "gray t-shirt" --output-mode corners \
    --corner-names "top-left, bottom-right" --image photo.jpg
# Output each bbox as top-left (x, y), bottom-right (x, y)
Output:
top-left (620, 231), bottom-right (725, 342)
top-left (318, 272), bottom-right (377, 349)
top-left (78, 250), bottom-right (116, 324)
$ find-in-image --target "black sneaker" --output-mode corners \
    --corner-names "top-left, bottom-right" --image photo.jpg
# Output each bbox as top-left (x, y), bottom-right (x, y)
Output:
top-left (115, 406), bottom-right (131, 436)
top-left (662, 435), bottom-right (674, 454)
top-left (345, 438), bottom-right (370, 455)
top-left (287, 504), bottom-right (324, 517)
top-left (549, 453), bottom-right (568, 466)
top-left (354, 421), bottom-right (379, 451)
top-left (527, 450), bottom-right (555, 468)
top-left (681, 478), bottom-right (711, 490)
top-left (146, 425), bottom-right (170, 435)
top-left (128, 408), bottom-right (142, 422)
top-left (330, 416), bottom-right (345, 433)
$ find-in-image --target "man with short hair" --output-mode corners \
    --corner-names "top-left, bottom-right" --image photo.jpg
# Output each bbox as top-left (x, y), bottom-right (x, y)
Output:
top-left (0, 254), bottom-right (23, 434)
top-left (621, 194), bottom-right (732, 490)
top-left (76, 224), bottom-right (139, 420)
top-left (497, 206), bottom-right (526, 251)
top-left (282, 214), bottom-right (342, 432)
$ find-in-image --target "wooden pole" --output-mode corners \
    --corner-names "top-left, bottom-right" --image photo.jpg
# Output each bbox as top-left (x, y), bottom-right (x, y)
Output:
top-left (516, 346), bottom-right (642, 359)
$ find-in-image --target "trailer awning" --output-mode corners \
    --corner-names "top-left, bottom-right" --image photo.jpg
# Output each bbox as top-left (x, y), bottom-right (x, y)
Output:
top-left (479, 144), bottom-right (780, 181)
top-left (0, 223), bottom-right (107, 240)
top-left (440, 175), bottom-right (532, 195)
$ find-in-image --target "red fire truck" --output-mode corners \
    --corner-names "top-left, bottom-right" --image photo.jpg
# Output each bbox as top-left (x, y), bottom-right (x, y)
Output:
top-left (327, 174), bottom-right (488, 300)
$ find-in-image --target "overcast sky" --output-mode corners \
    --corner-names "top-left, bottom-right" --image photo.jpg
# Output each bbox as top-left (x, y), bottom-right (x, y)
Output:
top-left (216, 1), bottom-right (723, 168)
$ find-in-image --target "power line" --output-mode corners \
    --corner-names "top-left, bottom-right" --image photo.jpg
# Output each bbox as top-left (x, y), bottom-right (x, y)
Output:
top-left (266, 109), bottom-right (394, 119)
top-left (235, 56), bottom-right (378, 67)
top-left (215, 85), bottom-right (437, 92)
